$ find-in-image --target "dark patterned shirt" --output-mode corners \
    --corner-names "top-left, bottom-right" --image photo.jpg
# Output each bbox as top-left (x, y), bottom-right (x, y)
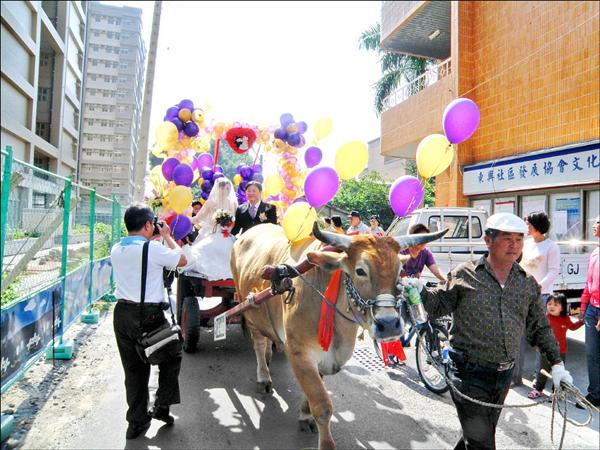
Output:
top-left (421, 256), bottom-right (561, 365)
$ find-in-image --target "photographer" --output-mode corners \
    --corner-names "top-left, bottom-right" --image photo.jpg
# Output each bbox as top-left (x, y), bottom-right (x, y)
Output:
top-left (111, 204), bottom-right (187, 439)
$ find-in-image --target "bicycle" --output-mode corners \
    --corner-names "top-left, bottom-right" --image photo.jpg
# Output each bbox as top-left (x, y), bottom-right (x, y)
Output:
top-left (373, 281), bottom-right (453, 394)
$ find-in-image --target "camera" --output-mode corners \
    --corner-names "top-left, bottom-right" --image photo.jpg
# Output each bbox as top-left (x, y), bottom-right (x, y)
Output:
top-left (152, 216), bottom-right (164, 236)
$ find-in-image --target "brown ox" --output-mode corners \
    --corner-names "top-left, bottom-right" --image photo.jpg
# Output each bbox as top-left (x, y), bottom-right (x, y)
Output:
top-left (230, 222), bottom-right (447, 449)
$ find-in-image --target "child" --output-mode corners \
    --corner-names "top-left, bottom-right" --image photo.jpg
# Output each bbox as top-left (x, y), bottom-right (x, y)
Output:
top-left (528, 293), bottom-right (583, 398)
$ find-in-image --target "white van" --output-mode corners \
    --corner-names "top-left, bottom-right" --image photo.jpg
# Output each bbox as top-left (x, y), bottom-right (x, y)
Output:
top-left (386, 207), bottom-right (594, 305)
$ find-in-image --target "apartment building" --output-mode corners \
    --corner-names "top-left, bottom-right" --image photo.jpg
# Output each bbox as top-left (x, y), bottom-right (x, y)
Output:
top-left (1, 0), bottom-right (86, 209)
top-left (363, 138), bottom-right (407, 182)
top-left (79, 2), bottom-right (146, 205)
top-left (380, 1), bottom-right (599, 241)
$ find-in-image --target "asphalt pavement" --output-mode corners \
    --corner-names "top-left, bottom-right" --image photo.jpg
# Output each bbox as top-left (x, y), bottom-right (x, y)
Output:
top-left (61, 317), bottom-right (598, 450)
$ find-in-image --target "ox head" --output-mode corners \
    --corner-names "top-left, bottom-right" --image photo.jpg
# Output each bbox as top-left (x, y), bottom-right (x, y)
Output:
top-left (307, 223), bottom-right (448, 342)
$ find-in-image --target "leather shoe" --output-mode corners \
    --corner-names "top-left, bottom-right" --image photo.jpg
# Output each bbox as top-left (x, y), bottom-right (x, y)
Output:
top-left (149, 405), bottom-right (174, 425)
top-left (126, 420), bottom-right (151, 439)
top-left (576, 394), bottom-right (600, 409)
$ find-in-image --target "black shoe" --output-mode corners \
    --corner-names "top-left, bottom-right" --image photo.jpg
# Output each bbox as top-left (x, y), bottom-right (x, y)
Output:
top-left (576, 394), bottom-right (600, 409)
top-left (126, 420), bottom-right (151, 439)
top-left (150, 405), bottom-right (175, 425)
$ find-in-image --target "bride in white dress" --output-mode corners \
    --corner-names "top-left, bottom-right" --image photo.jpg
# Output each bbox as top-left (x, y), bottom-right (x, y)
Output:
top-left (191, 177), bottom-right (238, 241)
top-left (182, 178), bottom-right (238, 280)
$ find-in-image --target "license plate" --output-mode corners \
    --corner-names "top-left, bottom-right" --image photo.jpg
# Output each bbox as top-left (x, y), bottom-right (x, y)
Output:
top-left (214, 312), bottom-right (227, 341)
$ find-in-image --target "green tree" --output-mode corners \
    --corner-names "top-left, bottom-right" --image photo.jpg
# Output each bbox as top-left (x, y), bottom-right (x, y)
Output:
top-left (359, 23), bottom-right (434, 115)
top-left (330, 172), bottom-right (395, 229)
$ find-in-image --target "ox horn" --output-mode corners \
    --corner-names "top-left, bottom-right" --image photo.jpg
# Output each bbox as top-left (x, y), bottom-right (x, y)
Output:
top-left (312, 221), bottom-right (352, 251)
top-left (394, 228), bottom-right (449, 250)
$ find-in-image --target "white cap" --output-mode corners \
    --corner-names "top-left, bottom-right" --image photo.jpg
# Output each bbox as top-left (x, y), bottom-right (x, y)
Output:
top-left (486, 213), bottom-right (528, 234)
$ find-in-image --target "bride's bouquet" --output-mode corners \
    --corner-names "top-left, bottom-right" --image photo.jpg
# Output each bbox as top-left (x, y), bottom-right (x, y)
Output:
top-left (213, 209), bottom-right (234, 237)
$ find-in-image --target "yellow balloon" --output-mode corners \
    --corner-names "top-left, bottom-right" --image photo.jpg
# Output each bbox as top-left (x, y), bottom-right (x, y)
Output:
top-left (334, 141), bottom-right (369, 180)
top-left (192, 109), bottom-right (205, 125)
top-left (233, 174), bottom-right (243, 185)
top-left (314, 117), bottom-right (333, 141)
top-left (156, 121), bottom-right (178, 148)
top-left (416, 134), bottom-right (454, 178)
top-left (282, 202), bottom-right (318, 243)
top-left (168, 186), bottom-right (192, 214)
top-left (178, 108), bottom-right (192, 122)
top-left (264, 174), bottom-right (284, 197)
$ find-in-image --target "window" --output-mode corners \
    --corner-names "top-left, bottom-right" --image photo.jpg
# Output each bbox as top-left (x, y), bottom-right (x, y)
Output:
top-left (33, 193), bottom-right (47, 208)
top-left (108, 17), bottom-right (114, 24)
top-left (37, 87), bottom-right (49, 101)
top-left (549, 192), bottom-right (581, 241)
top-left (586, 191), bottom-right (600, 240)
top-left (120, 48), bottom-right (129, 55)
top-left (119, 63), bottom-right (129, 69)
top-left (119, 76), bottom-right (128, 83)
top-left (428, 216), bottom-right (474, 239)
top-left (40, 53), bottom-right (50, 67)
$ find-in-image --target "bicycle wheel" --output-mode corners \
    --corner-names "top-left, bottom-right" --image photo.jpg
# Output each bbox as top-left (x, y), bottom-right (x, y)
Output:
top-left (415, 324), bottom-right (450, 394)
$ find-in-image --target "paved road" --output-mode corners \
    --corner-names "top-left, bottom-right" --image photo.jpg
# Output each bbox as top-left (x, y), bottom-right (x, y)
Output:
top-left (60, 315), bottom-right (597, 450)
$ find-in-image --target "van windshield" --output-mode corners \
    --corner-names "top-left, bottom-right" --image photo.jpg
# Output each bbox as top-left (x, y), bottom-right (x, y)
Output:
top-left (386, 216), bottom-right (412, 236)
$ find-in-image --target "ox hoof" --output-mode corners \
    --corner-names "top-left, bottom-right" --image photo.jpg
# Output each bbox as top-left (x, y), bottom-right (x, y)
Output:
top-left (298, 417), bottom-right (318, 433)
top-left (256, 381), bottom-right (273, 394)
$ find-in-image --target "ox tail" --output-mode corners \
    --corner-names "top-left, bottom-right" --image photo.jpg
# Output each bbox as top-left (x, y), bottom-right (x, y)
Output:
top-left (240, 314), bottom-right (250, 340)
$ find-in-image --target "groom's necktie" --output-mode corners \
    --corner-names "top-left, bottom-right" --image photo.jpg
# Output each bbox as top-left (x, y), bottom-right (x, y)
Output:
top-left (249, 204), bottom-right (257, 219)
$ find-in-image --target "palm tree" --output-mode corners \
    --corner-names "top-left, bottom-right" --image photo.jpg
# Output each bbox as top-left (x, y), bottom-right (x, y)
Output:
top-left (359, 23), bottom-right (433, 115)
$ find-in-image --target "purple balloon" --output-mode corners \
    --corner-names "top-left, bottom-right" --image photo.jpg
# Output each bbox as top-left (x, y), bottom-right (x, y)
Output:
top-left (161, 158), bottom-right (180, 181)
top-left (280, 113), bottom-right (294, 127)
top-left (287, 134), bottom-right (301, 147)
top-left (304, 146), bottom-right (322, 168)
top-left (304, 166), bottom-right (339, 208)
top-left (239, 165), bottom-right (253, 180)
top-left (170, 117), bottom-right (184, 131)
top-left (165, 106), bottom-right (179, 119)
top-left (201, 179), bottom-right (213, 194)
top-left (172, 215), bottom-right (192, 240)
top-left (236, 164), bottom-right (244, 174)
top-left (172, 163), bottom-right (193, 186)
top-left (178, 99), bottom-right (194, 111)
top-left (197, 153), bottom-right (213, 169)
top-left (201, 192), bottom-right (209, 200)
top-left (212, 172), bottom-right (224, 181)
top-left (443, 98), bottom-right (480, 144)
top-left (214, 164), bottom-right (224, 174)
top-left (252, 173), bottom-right (264, 183)
top-left (239, 180), bottom-right (248, 191)
top-left (201, 166), bottom-right (214, 181)
top-left (389, 176), bottom-right (424, 217)
top-left (296, 121), bottom-right (307, 134)
top-left (298, 135), bottom-right (306, 148)
top-left (274, 128), bottom-right (288, 140)
top-left (252, 164), bottom-right (263, 174)
top-left (184, 120), bottom-right (199, 137)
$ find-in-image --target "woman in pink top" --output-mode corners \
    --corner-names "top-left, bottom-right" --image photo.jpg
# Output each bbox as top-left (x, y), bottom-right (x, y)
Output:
top-left (577, 216), bottom-right (600, 408)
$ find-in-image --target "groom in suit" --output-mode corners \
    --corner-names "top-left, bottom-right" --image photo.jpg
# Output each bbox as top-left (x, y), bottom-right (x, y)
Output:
top-left (231, 181), bottom-right (278, 235)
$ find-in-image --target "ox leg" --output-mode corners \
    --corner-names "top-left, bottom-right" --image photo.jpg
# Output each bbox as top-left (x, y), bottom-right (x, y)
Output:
top-left (265, 339), bottom-right (273, 367)
top-left (288, 352), bottom-right (335, 449)
top-left (249, 327), bottom-right (273, 394)
top-left (298, 395), bottom-right (317, 433)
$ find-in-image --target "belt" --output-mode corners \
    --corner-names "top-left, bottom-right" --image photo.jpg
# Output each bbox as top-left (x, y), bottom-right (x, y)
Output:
top-left (118, 299), bottom-right (167, 308)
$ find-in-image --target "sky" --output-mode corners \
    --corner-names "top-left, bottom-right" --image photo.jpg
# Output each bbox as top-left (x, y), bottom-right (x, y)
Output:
top-left (103, 1), bottom-right (382, 170)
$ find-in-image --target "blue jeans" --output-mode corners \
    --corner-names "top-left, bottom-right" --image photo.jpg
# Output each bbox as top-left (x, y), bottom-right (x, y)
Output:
top-left (584, 304), bottom-right (600, 400)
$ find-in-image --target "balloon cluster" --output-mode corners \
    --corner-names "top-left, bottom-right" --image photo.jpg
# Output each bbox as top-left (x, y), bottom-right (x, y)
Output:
top-left (232, 163), bottom-right (263, 204)
top-left (389, 98), bottom-right (480, 217)
top-left (273, 113), bottom-right (307, 148)
top-left (163, 99), bottom-right (204, 138)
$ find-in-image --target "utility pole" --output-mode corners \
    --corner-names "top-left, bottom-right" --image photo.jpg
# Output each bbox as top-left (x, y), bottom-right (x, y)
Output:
top-left (133, 0), bottom-right (162, 201)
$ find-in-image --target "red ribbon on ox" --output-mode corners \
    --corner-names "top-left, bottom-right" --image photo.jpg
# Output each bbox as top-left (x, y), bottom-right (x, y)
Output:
top-left (380, 339), bottom-right (406, 366)
top-left (318, 269), bottom-right (343, 352)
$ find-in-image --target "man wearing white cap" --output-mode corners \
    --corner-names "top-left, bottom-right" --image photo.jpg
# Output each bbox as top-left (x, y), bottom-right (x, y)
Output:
top-left (417, 213), bottom-right (571, 449)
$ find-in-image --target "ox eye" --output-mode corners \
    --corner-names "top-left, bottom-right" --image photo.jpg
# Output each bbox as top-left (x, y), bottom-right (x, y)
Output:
top-left (356, 268), bottom-right (367, 277)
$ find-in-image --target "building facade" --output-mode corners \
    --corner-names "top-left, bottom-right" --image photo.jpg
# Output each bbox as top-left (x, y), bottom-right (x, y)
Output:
top-left (380, 1), bottom-right (599, 241)
top-left (79, 2), bottom-right (146, 205)
top-left (1, 0), bottom-right (86, 208)
top-left (363, 138), bottom-right (407, 182)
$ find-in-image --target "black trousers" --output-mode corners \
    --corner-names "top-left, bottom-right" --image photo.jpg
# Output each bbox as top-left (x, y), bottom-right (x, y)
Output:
top-left (449, 361), bottom-right (513, 450)
top-left (113, 302), bottom-right (182, 425)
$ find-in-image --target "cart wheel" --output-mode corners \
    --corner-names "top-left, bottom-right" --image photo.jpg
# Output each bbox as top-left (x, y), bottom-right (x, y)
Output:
top-left (176, 275), bottom-right (194, 325)
top-left (181, 296), bottom-right (200, 353)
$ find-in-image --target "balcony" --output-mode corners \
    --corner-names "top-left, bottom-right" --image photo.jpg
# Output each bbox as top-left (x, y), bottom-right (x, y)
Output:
top-left (381, 1), bottom-right (450, 60)
top-left (380, 58), bottom-right (454, 158)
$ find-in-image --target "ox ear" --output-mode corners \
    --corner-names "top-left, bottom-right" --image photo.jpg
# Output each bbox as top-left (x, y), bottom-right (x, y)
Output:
top-left (307, 251), bottom-right (345, 272)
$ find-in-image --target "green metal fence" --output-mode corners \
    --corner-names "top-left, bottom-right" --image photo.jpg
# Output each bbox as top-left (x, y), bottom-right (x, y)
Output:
top-left (1, 146), bottom-right (125, 393)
